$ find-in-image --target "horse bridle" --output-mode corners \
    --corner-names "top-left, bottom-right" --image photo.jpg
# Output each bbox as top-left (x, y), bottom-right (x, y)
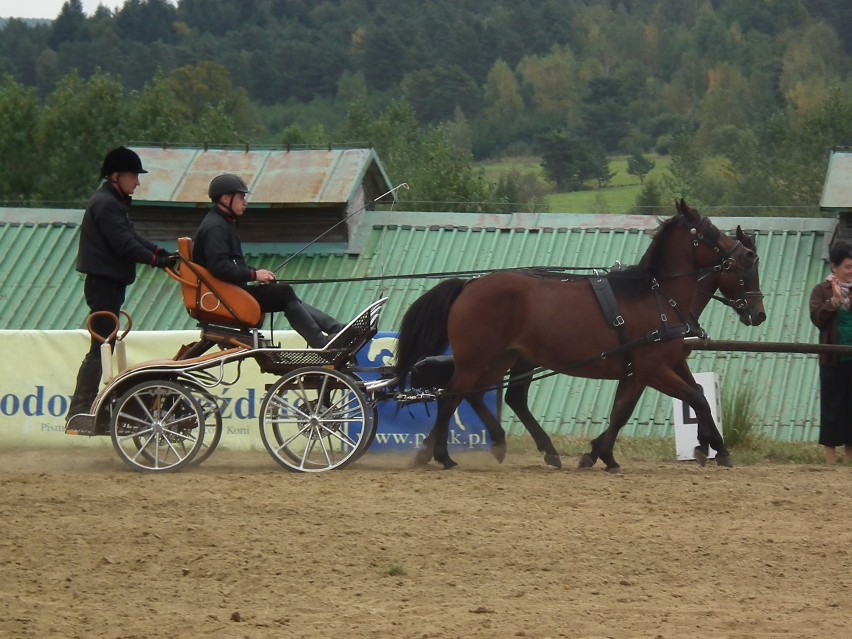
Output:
top-left (686, 214), bottom-right (763, 311)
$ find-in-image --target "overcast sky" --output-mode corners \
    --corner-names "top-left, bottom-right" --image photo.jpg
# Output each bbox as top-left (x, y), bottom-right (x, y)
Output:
top-left (1, 1), bottom-right (175, 20)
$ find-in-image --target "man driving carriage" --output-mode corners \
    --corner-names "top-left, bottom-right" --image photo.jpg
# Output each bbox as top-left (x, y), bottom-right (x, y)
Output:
top-left (192, 173), bottom-right (344, 349)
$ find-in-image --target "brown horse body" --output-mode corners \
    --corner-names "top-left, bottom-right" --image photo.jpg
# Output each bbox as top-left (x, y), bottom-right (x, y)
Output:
top-left (394, 201), bottom-right (765, 471)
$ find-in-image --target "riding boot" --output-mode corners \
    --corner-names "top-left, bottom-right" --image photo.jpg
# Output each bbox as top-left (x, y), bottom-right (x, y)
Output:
top-left (284, 301), bottom-right (327, 348)
top-left (66, 352), bottom-right (102, 420)
top-left (303, 303), bottom-right (344, 334)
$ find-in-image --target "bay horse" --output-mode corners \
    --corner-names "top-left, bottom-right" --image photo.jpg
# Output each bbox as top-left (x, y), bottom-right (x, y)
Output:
top-left (393, 200), bottom-right (764, 471)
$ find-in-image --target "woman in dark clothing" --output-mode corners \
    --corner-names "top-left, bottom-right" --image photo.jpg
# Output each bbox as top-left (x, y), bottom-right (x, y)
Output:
top-left (809, 239), bottom-right (852, 465)
top-left (66, 146), bottom-right (176, 422)
top-left (192, 173), bottom-right (343, 349)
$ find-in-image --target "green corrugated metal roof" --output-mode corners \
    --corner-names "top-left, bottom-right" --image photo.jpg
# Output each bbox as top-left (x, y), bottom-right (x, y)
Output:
top-left (0, 210), bottom-right (838, 443)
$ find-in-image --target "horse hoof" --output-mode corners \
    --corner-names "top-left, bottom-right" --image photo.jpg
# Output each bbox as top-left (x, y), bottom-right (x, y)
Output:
top-left (578, 454), bottom-right (596, 469)
top-left (716, 455), bottom-right (734, 468)
top-left (605, 465), bottom-right (622, 475)
top-left (440, 458), bottom-right (458, 470)
top-left (693, 447), bottom-right (709, 467)
top-left (491, 445), bottom-right (507, 464)
top-left (544, 454), bottom-right (562, 470)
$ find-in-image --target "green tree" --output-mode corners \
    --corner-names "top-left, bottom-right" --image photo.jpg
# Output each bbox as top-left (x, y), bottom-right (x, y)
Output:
top-left (357, 19), bottom-right (412, 90)
top-left (336, 70), bottom-right (368, 105)
top-left (36, 70), bottom-right (128, 203)
top-left (579, 76), bottom-right (630, 152)
top-left (194, 104), bottom-right (241, 145)
top-left (659, 121), bottom-right (701, 204)
top-left (0, 19), bottom-right (49, 87)
top-left (337, 99), bottom-right (494, 212)
top-left (626, 152), bottom-right (656, 184)
top-left (114, 0), bottom-right (178, 44)
top-left (482, 59), bottom-right (524, 123)
top-left (537, 130), bottom-right (606, 191)
top-left (729, 87), bottom-right (852, 214)
top-left (0, 76), bottom-right (40, 202)
top-left (278, 123), bottom-right (328, 147)
top-left (591, 146), bottom-right (617, 188)
top-left (49, 0), bottom-right (86, 48)
top-left (492, 169), bottom-right (549, 214)
top-left (126, 71), bottom-right (190, 143)
top-left (633, 177), bottom-right (666, 215)
top-left (400, 64), bottom-right (480, 125)
top-left (163, 62), bottom-right (260, 139)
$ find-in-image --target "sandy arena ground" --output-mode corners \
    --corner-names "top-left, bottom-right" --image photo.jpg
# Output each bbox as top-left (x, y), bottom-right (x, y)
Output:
top-left (1, 446), bottom-right (850, 639)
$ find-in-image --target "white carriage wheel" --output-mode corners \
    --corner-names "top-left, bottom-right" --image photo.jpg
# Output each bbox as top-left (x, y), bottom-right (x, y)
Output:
top-left (111, 380), bottom-right (205, 473)
top-left (259, 367), bottom-right (375, 472)
top-left (181, 383), bottom-right (223, 466)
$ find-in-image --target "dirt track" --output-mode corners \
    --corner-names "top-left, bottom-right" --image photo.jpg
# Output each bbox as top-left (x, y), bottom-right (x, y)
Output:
top-left (1, 447), bottom-right (850, 639)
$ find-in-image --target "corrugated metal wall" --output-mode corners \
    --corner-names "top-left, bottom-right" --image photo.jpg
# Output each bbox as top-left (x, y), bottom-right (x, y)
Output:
top-left (0, 212), bottom-right (835, 442)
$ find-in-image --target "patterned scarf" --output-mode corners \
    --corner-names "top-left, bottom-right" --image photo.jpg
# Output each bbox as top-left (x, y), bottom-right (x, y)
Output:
top-left (827, 274), bottom-right (852, 310)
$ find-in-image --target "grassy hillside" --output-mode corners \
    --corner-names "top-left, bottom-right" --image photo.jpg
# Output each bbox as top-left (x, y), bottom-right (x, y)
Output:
top-left (478, 155), bottom-right (672, 214)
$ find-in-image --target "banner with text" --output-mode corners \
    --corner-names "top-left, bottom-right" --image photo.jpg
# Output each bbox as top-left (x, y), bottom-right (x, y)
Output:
top-left (0, 330), bottom-right (497, 453)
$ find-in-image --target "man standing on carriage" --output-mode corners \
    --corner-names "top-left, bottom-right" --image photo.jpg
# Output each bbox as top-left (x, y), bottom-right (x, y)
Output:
top-left (66, 146), bottom-right (177, 424)
top-left (192, 173), bottom-right (344, 349)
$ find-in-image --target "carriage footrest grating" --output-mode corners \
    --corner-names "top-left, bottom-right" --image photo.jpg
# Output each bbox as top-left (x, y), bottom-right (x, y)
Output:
top-left (253, 348), bottom-right (350, 374)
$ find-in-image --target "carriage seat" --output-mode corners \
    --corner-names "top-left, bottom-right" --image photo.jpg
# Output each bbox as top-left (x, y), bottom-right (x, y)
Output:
top-left (164, 238), bottom-right (267, 357)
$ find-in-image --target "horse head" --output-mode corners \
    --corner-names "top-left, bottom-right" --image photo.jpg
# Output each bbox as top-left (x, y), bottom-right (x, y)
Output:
top-left (642, 199), bottom-right (765, 327)
top-left (713, 227), bottom-right (766, 326)
top-left (675, 200), bottom-right (765, 326)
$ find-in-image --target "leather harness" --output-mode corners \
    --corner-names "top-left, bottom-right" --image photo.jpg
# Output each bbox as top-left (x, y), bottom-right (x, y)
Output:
top-left (588, 274), bottom-right (706, 380)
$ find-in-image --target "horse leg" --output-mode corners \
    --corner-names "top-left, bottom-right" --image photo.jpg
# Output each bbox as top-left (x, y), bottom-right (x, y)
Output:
top-left (504, 362), bottom-right (562, 469)
top-left (413, 394), bottom-right (461, 470)
top-left (649, 367), bottom-right (732, 468)
top-left (465, 392), bottom-right (508, 463)
top-left (579, 378), bottom-right (646, 473)
top-left (671, 361), bottom-right (732, 468)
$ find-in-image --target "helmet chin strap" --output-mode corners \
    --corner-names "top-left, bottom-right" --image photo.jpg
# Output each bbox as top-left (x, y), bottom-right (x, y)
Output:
top-left (218, 194), bottom-right (239, 217)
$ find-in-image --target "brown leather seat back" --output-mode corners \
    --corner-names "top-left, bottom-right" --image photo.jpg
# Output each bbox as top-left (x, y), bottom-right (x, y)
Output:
top-left (166, 237), bottom-right (264, 329)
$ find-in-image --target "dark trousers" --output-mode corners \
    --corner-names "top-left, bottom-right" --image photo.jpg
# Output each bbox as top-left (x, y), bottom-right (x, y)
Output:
top-left (819, 361), bottom-right (852, 446)
top-left (248, 282), bottom-right (299, 311)
top-left (66, 276), bottom-right (126, 418)
top-left (247, 283), bottom-right (342, 347)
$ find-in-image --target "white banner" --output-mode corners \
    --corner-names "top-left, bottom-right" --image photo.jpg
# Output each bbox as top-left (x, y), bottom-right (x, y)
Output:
top-left (0, 330), bottom-right (301, 450)
top-left (0, 330), bottom-right (495, 453)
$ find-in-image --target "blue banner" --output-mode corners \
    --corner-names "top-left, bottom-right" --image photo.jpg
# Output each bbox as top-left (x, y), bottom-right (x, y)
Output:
top-left (355, 332), bottom-right (499, 452)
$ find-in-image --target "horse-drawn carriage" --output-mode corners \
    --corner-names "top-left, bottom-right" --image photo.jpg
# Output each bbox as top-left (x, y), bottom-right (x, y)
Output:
top-left (66, 201), bottom-right (768, 474)
top-left (65, 236), bottom-right (396, 473)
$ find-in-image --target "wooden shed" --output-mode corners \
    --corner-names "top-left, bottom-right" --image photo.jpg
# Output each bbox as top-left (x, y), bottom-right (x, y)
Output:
top-left (128, 145), bottom-right (395, 250)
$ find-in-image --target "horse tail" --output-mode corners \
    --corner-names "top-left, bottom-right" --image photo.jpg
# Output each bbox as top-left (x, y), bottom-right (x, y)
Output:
top-left (394, 278), bottom-right (467, 386)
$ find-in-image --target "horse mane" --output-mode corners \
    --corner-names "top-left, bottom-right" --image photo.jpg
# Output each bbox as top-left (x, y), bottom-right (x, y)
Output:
top-left (607, 214), bottom-right (680, 298)
top-left (495, 214), bottom-right (684, 298)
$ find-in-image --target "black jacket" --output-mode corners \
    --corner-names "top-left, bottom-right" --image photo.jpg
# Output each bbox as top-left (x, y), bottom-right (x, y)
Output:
top-left (75, 182), bottom-right (159, 285)
top-left (192, 206), bottom-right (256, 285)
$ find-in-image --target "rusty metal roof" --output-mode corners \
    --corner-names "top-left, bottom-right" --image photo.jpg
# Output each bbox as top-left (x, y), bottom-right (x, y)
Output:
top-left (129, 146), bottom-right (394, 207)
top-left (0, 209), bottom-right (838, 443)
top-left (820, 147), bottom-right (852, 212)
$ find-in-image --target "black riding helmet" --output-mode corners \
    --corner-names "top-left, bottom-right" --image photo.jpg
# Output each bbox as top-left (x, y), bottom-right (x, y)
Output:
top-left (208, 174), bottom-right (250, 200)
top-left (100, 146), bottom-right (147, 177)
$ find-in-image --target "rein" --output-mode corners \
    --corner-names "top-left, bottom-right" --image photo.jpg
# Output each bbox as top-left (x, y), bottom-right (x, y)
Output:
top-left (278, 265), bottom-right (613, 286)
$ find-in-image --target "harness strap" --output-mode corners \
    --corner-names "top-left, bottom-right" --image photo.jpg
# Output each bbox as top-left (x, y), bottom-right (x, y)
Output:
top-left (589, 276), bottom-right (634, 379)
top-left (590, 276), bottom-right (624, 329)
